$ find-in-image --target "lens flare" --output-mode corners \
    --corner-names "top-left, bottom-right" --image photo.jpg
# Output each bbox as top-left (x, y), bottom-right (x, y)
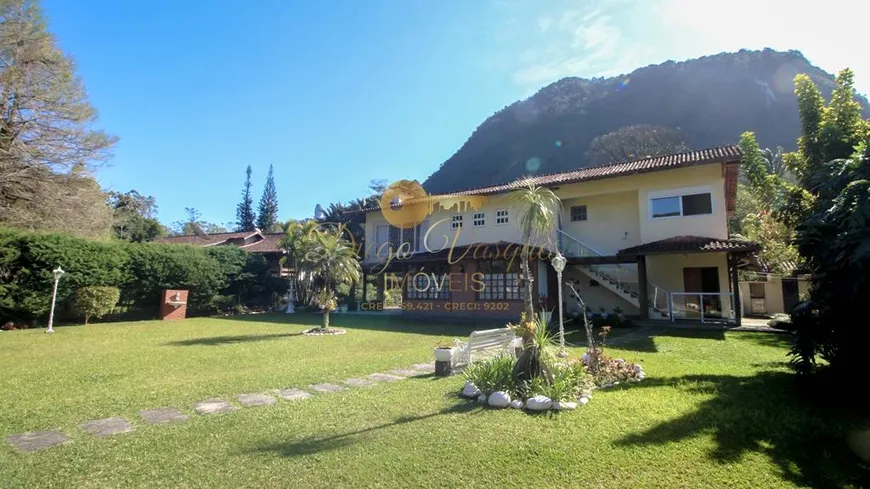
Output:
top-left (617, 77), bottom-right (631, 91)
top-left (554, 140), bottom-right (562, 148)
top-left (526, 157), bottom-right (541, 173)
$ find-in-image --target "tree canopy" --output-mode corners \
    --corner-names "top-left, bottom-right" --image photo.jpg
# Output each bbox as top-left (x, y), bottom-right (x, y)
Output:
top-left (585, 124), bottom-right (690, 165)
top-left (235, 165), bottom-right (256, 232)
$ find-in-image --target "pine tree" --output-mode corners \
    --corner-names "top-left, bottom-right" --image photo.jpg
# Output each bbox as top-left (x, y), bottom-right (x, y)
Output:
top-left (235, 165), bottom-right (256, 231)
top-left (256, 164), bottom-right (279, 231)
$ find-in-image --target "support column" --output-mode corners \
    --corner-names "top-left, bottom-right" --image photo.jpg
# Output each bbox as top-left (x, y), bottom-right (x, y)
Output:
top-left (361, 267), bottom-right (368, 302)
top-left (730, 254), bottom-right (742, 327)
top-left (376, 272), bottom-right (385, 302)
top-left (637, 255), bottom-right (649, 320)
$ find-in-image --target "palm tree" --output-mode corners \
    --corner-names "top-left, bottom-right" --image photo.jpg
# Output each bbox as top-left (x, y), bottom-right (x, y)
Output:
top-left (507, 180), bottom-right (562, 326)
top-left (279, 219), bottom-right (321, 305)
top-left (299, 228), bottom-right (361, 330)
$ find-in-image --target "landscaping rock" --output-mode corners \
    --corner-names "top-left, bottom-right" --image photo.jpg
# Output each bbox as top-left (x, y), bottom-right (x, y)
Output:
top-left (275, 388), bottom-right (312, 401)
top-left (308, 383), bottom-right (347, 394)
top-left (553, 401), bottom-right (577, 411)
top-left (140, 408), bottom-right (188, 425)
top-left (343, 377), bottom-right (376, 388)
top-left (578, 396), bottom-right (590, 405)
top-left (525, 395), bottom-right (553, 411)
top-left (237, 393), bottom-right (277, 407)
top-left (477, 394), bottom-right (488, 404)
top-left (7, 430), bottom-right (69, 453)
top-left (80, 417), bottom-right (134, 437)
top-left (488, 391), bottom-right (511, 408)
top-left (194, 399), bottom-right (236, 415)
top-left (368, 373), bottom-right (404, 382)
top-left (509, 399), bottom-right (524, 409)
top-left (461, 382), bottom-right (481, 398)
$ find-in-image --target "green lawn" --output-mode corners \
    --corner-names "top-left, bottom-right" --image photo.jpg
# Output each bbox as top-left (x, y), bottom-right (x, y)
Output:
top-left (1, 314), bottom-right (867, 488)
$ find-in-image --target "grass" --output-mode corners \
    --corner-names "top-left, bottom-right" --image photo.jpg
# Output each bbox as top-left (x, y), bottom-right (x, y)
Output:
top-left (1, 314), bottom-right (868, 488)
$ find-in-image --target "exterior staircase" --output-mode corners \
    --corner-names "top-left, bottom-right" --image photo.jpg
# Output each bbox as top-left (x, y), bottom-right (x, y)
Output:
top-left (558, 229), bottom-right (671, 320)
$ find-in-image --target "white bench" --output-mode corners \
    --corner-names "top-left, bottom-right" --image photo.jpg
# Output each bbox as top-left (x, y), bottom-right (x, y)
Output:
top-left (453, 328), bottom-right (518, 367)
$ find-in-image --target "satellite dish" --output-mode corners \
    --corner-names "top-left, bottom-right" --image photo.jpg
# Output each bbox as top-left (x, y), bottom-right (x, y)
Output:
top-left (314, 204), bottom-right (327, 220)
top-left (192, 222), bottom-right (209, 238)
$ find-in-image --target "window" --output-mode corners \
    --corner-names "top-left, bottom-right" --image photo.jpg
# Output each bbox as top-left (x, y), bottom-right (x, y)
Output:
top-left (477, 260), bottom-right (524, 300)
top-left (749, 283), bottom-right (766, 299)
top-left (651, 192), bottom-right (712, 218)
top-left (407, 265), bottom-right (450, 300)
top-left (472, 212), bottom-right (486, 227)
top-left (495, 209), bottom-right (509, 225)
top-left (451, 215), bottom-right (463, 229)
top-left (570, 205), bottom-right (587, 222)
top-left (415, 220), bottom-right (429, 252)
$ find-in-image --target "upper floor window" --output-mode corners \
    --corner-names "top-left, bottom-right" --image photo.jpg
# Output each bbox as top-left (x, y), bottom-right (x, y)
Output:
top-left (472, 212), bottom-right (486, 227)
top-left (495, 209), bottom-right (509, 225)
top-left (570, 205), bottom-right (587, 222)
top-left (651, 192), bottom-right (712, 219)
top-left (451, 215), bottom-right (463, 229)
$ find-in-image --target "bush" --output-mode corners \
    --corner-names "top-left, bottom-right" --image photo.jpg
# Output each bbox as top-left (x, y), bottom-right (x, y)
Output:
top-left (70, 286), bottom-right (120, 324)
top-left (768, 313), bottom-right (793, 330)
top-left (463, 354), bottom-right (516, 395)
top-left (583, 350), bottom-right (644, 387)
top-left (0, 227), bottom-right (288, 323)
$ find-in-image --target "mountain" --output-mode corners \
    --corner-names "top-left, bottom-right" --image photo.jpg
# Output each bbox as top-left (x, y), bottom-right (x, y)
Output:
top-left (423, 49), bottom-right (870, 194)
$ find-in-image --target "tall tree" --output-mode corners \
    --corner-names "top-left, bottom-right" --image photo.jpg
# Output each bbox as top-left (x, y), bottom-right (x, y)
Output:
top-left (585, 124), bottom-right (689, 165)
top-left (108, 190), bottom-right (165, 242)
top-left (171, 207), bottom-right (228, 235)
top-left (235, 165), bottom-right (256, 232)
top-left (256, 164), bottom-right (279, 231)
top-left (0, 0), bottom-right (116, 236)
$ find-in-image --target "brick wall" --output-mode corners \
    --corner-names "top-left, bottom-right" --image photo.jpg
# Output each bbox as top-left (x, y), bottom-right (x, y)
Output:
top-left (159, 289), bottom-right (189, 320)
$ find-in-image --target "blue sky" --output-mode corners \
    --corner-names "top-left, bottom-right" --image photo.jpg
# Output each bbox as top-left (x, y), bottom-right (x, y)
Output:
top-left (42, 0), bottom-right (868, 227)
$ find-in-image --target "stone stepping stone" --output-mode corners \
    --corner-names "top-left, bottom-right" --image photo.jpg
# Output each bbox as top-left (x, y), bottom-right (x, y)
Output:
top-left (343, 377), bottom-right (377, 388)
top-left (368, 373), bottom-right (404, 382)
top-left (388, 368), bottom-right (424, 378)
top-left (308, 383), bottom-right (347, 394)
top-left (237, 393), bottom-right (277, 407)
top-left (194, 399), bottom-right (236, 415)
top-left (274, 388), bottom-right (312, 401)
top-left (140, 408), bottom-right (188, 425)
top-left (7, 430), bottom-right (70, 453)
top-left (80, 417), bottom-right (134, 437)
top-left (410, 363), bottom-right (436, 372)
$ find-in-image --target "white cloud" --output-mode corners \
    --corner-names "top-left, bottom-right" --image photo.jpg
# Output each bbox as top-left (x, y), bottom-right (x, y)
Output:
top-left (536, 16), bottom-right (553, 33)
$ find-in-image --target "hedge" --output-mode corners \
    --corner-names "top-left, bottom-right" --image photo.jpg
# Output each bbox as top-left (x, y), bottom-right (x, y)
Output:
top-left (0, 228), bottom-right (288, 324)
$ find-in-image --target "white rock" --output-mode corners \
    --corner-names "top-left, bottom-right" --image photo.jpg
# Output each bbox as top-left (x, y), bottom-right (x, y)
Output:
top-left (578, 396), bottom-right (590, 405)
top-left (581, 352), bottom-right (589, 364)
top-left (525, 395), bottom-right (553, 411)
top-left (553, 401), bottom-right (577, 411)
top-left (509, 399), bottom-right (524, 409)
top-left (615, 358), bottom-right (626, 365)
top-left (462, 382), bottom-right (481, 398)
top-left (477, 394), bottom-right (488, 404)
top-left (488, 391), bottom-right (511, 408)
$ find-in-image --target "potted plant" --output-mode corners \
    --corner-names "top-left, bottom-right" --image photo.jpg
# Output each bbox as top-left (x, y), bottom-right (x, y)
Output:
top-left (434, 342), bottom-right (455, 362)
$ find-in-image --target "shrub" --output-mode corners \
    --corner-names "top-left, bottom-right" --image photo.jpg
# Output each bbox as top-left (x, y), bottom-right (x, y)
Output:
top-left (768, 313), bottom-right (793, 330)
top-left (70, 286), bottom-right (121, 324)
top-left (463, 354), bottom-right (516, 395)
top-left (520, 360), bottom-right (594, 402)
top-left (583, 351), bottom-right (644, 387)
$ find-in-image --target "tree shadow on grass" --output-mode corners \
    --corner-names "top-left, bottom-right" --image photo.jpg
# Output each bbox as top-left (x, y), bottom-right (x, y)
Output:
top-left (615, 372), bottom-right (869, 488)
top-left (248, 395), bottom-right (482, 457)
top-left (596, 327), bottom-right (728, 353)
top-left (164, 332), bottom-right (302, 346)
top-left (215, 312), bottom-right (480, 337)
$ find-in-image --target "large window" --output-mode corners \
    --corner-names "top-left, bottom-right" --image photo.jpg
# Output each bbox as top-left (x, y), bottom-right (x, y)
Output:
top-left (381, 221), bottom-right (428, 254)
top-left (407, 265), bottom-right (450, 299)
top-left (477, 260), bottom-right (523, 300)
top-left (651, 192), bottom-right (712, 218)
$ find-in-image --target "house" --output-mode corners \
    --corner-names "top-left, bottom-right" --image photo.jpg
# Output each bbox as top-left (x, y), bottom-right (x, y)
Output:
top-left (157, 230), bottom-right (289, 276)
top-left (355, 146), bottom-right (759, 325)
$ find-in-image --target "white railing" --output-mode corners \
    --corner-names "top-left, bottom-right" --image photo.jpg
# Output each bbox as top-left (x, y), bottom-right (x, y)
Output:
top-left (558, 229), bottom-right (672, 319)
top-left (669, 292), bottom-right (735, 324)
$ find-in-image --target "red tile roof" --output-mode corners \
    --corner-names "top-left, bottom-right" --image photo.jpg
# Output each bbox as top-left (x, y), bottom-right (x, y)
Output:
top-left (157, 231), bottom-right (285, 253)
top-left (618, 236), bottom-right (759, 255)
top-left (354, 145), bottom-right (742, 213)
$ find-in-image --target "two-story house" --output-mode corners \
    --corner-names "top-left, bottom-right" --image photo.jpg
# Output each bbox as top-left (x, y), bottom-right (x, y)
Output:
top-left (356, 146), bottom-right (758, 325)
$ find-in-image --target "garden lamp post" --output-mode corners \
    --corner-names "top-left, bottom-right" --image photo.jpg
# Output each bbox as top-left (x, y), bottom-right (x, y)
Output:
top-left (551, 252), bottom-right (567, 357)
top-left (46, 266), bottom-right (65, 334)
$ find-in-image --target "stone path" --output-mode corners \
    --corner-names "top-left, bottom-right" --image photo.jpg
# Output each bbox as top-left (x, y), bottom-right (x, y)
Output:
top-left (140, 408), bottom-right (188, 425)
top-left (80, 417), bottom-right (134, 437)
top-left (5, 361), bottom-right (437, 455)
